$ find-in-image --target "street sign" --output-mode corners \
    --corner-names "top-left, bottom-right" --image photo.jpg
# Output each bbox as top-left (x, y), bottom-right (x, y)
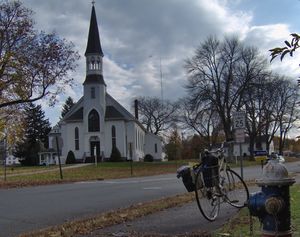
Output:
top-left (233, 111), bottom-right (246, 129)
top-left (235, 129), bottom-right (245, 143)
top-left (254, 150), bottom-right (268, 162)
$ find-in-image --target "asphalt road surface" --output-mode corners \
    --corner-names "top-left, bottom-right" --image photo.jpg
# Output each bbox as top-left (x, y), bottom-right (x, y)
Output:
top-left (0, 161), bottom-right (299, 237)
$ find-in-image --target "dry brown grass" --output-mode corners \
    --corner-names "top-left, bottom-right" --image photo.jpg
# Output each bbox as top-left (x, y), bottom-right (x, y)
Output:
top-left (19, 192), bottom-right (196, 237)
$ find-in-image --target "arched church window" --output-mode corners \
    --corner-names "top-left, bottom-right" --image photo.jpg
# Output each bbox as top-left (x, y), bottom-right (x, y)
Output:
top-left (112, 125), bottom-right (116, 148)
top-left (88, 109), bottom-right (100, 132)
top-left (91, 57), bottom-right (95, 70)
top-left (75, 127), bottom-right (79, 150)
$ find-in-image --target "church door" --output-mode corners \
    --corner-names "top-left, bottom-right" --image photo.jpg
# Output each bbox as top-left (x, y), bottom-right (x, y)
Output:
top-left (90, 141), bottom-right (100, 161)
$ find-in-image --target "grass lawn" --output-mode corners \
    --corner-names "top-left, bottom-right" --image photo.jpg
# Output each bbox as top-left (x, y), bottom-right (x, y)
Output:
top-left (0, 165), bottom-right (59, 176)
top-left (0, 158), bottom-right (297, 188)
top-left (0, 160), bottom-right (196, 188)
top-left (216, 184), bottom-right (300, 236)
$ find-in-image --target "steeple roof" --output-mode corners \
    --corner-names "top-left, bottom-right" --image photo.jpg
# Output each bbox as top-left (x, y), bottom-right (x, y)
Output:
top-left (85, 5), bottom-right (104, 56)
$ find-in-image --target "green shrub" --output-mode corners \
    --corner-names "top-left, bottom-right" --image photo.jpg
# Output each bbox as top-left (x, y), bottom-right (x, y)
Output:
top-left (66, 150), bottom-right (76, 164)
top-left (110, 146), bottom-right (122, 162)
top-left (144, 154), bottom-right (154, 162)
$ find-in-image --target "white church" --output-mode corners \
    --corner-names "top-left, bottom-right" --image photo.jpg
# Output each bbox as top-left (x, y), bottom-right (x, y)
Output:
top-left (45, 4), bottom-right (162, 164)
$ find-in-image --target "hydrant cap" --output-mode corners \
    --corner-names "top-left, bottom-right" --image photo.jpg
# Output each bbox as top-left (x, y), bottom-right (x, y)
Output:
top-left (256, 160), bottom-right (295, 186)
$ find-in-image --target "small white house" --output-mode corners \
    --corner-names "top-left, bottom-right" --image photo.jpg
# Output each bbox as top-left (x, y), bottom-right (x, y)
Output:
top-left (5, 155), bottom-right (21, 166)
top-left (38, 149), bottom-right (57, 166)
top-left (221, 136), bottom-right (274, 159)
top-left (48, 4), bottom-right (162, 164)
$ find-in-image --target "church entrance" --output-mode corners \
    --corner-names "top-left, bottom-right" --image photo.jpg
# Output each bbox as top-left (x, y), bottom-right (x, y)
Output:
top-left (90, 141), bottom-right (100, 161)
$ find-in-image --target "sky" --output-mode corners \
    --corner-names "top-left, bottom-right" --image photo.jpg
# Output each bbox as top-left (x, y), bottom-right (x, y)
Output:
top-left (22, 0), bottom-right (300, 132)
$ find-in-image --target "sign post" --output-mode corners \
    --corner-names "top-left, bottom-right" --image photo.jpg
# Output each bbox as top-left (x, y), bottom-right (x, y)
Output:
top-left (55, 136), bottom-right (63, 180)
top-left (129, 143), bottom-right (133, 176)
top-left (94, 146), bottom-right (97, 167)
top-left (254, 150), bottom-right (268, 169)
top-left (233, 111), bottom-right (246, 179)
top-left (1, 130), bottom-right (7, 181)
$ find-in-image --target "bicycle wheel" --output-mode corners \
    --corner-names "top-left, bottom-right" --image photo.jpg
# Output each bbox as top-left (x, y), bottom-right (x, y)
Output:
top-left (194, 167), bottom-right (220, 221)
top-left (219, 168), bottom-right (249, 208)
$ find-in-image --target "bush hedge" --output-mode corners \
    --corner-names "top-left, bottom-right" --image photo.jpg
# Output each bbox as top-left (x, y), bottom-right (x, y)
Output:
top-left (144, 154), bottom-right (154, 162)
top-left (66, 150), bottom-right (76, 164)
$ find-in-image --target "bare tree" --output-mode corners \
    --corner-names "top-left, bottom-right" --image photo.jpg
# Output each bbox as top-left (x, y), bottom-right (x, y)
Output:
top-left (264, 77), bottom-right (299, 153)
top-left (185, 36), bottom-right (267, 141)
top-left (241, 71), bottom-right (300, 155)
top-left (135, 96), bottom-right (179, 135)
top-left (179, 97), bottom-right (219, 148)
top-left (0, 1), bottom-right (79, 109)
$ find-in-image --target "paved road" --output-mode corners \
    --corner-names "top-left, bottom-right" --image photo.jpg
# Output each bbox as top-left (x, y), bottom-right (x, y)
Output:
top-left (94, 167), bottom-right (300, 237)
top-left (0, 161), bottom-right (299, 237)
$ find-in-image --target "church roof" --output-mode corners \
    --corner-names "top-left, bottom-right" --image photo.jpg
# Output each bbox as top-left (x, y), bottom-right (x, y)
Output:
top-left (83, 74), bottom-right (106, 85)
top-left (105, 106), bottom-right (125, 119)
top-left (65, 107), bottom-right (84, 121)
top-left (62, 93), bottom-right (136, 122)
top-left (85, 5), bottom-right (104, 56)
top-left (63, 104), bottom-right (127, 122)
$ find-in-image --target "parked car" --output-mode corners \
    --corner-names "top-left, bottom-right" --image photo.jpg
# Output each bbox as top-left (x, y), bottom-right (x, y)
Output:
top-left (268, 153), bottom-right (285, 163)
top-left (277, 155), bottom-right (285, 163)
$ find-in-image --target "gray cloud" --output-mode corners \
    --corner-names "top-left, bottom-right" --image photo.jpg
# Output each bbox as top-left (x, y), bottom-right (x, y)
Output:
top-left (22, 0), bottom-right (299, 126)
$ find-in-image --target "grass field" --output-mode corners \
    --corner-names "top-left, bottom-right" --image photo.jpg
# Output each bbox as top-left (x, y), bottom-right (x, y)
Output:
top-left (0, 160), bottom-right (194, 188)
top-left (216, 184), bottom-right (300, 236)
top-left (0, 158), bottom-right (298, 189)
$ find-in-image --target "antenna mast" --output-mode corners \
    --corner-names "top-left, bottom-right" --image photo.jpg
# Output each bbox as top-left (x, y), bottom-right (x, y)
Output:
top-left (159, 56), bottom-right (163, 102)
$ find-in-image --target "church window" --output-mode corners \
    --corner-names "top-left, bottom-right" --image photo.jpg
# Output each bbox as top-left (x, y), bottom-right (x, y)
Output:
top-left (155, 143), bottom-right (158, 153)
top-left (91, 87), bottom-right (95, 99)
top-left (75, 127), bottom-right (79, 150)
top-left (88, 109), bottom-right (100, 132)
top-left (112, 126), bottom-right (116, 148)
top-left (91, 57), bottom-right (95, 69)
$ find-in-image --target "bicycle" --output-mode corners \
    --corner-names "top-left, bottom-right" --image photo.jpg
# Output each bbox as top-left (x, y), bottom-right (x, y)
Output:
top-left (192, 148), bottom-right (249, 221)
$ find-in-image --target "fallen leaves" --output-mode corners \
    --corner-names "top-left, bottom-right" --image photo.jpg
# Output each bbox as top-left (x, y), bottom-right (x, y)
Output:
top-left (19, 193), bottom-right (195, 237)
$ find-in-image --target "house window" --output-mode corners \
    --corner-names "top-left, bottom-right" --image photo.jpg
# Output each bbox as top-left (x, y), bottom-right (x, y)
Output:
top-left (91, 87), bottom-right (95, 99)
top-left (75, 127), bottom-right (79, 150)
top-left (112, 125), bottom-right (116, 148)
top-left (155, 143), bottom-right (157, 153)
top-left (88, 109), bottom-right (100, 132)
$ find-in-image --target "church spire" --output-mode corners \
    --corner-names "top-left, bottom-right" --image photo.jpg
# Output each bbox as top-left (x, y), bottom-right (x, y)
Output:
top-left (84, 2), bottom-right (105, 85)
top-left (85, 3), bottom-right (104, 56)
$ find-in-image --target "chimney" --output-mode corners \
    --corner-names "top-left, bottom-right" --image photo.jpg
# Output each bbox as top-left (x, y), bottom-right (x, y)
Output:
top-left (134, 99), bottom-right (139, 120)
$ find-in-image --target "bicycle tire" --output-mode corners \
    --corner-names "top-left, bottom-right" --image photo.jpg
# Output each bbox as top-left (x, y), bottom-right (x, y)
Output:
top-left (219, 168), bottom-right (249, 208)
top-left (194, 166), bottom-right (220, 221)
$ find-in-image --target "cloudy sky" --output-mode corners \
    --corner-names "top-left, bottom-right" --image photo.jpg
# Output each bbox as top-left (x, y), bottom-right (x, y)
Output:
top-left (22, 0), bottom-right (300, 127)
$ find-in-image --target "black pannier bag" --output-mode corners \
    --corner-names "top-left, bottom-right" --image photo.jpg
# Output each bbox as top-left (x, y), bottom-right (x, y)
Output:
top-left (177, 166), bottom-right (195, 192)
top-left (202, 154), bottom-right (219, 187)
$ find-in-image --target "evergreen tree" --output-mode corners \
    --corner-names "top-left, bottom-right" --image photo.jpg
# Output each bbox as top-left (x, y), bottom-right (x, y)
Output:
top-left (66, 150), bottom-right (76, 164)
top-left (14, 103), bottom-right (51, 166)
top-left (61, 96), bottom-right (75, 119)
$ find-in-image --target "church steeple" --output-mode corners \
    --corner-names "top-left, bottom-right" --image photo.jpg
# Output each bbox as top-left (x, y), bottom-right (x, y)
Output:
top-left (85, 4), bottom-right (103, 56)
top-left (84, 2), bottom-right (105, 85)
